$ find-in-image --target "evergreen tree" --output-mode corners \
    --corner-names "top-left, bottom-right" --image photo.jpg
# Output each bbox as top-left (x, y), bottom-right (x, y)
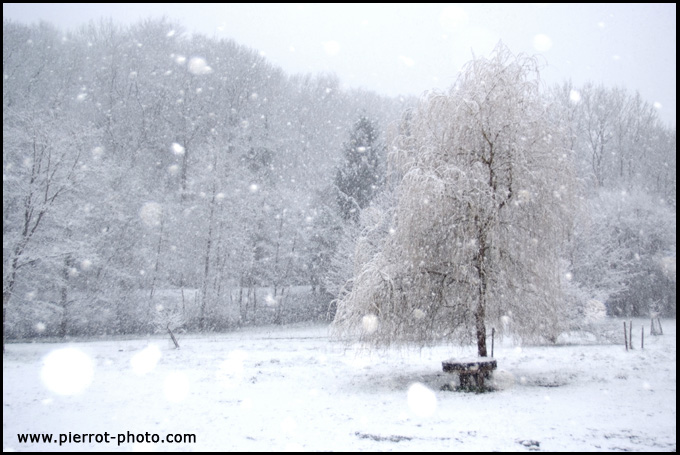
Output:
top-left (335, 116), bottom-right (384, 222)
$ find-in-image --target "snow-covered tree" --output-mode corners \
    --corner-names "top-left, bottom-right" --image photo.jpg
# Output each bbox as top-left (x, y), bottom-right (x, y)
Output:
top-left (321, 115), bottom-right (388, 302)
top-left (333, 44), bottom-right (577, 355)
top-left (549, 82), bottom-right (676, 319)
top-left (0, 18), bottom-right (405, 337)
top-left (325, 191), bottom-right (395, 316)
top-left (3, 109), bottom-right (89, 348)
top-left (592, 190), bottom-right (675, 317)
top-left (335, 115), bottom-right (384, 222)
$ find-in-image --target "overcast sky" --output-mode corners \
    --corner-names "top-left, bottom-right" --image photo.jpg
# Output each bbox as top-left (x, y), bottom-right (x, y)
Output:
top-left (3, 3), bottom-right (676, 127)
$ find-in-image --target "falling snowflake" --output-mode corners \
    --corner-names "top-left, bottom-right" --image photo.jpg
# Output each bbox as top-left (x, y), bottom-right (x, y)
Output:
top-left (569, 90), bottom-right (581, 103)
top-left (171, 142), bottom-right (185, 155)
top-left (139, 202), bottom-right (163, 227)
top-left (533, 34), bottom-right (553, 52)
top-left (40, 348), bottom-right (94, 395)
top-left (322, 40), bottom-right (340, 56)
top-left (188, 57), bottom-right (212, 75)
top-left (361, 314), bottom-right (378, 334)
top-left (407, 383), bottom-right (437, 417)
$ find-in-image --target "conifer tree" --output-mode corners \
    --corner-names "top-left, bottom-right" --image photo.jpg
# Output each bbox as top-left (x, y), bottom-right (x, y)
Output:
top-left (335, 116), bottom-right (383, 222)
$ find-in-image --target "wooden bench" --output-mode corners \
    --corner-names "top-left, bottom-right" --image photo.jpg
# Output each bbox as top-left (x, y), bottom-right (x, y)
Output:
top-left (442, 358), bottom-right (497, 390)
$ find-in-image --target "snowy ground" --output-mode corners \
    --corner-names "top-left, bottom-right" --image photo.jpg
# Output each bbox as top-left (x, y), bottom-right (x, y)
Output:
top-left (3, 319), bottom-right (676, 452)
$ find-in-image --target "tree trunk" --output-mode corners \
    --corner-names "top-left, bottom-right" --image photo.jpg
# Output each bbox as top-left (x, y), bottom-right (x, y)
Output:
top-left (199, 188), bottom-right (216, 331)
top-left (59, 255), bottom-right (72, 338)
top-left (475, 295), bottom-right (488, 357)
top-left (149, 217), bottom-right (165, 302)
top-left (4, 254), bottom-right (21, 353)
top-left (3, 294), bottom-right (8, 353)
top-left (475, 230), bottom-right (488, 357)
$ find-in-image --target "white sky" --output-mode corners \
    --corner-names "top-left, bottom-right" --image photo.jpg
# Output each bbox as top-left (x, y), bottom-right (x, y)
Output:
top-left (3, 3), bottom-right (676, 127)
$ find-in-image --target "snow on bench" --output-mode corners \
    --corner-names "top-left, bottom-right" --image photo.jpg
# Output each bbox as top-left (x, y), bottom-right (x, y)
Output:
top-left (442, 357), bottom-right (497, 390)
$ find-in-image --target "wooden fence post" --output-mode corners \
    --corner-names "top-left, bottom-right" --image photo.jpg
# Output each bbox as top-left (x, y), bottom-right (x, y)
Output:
top-left (167, 323), bottom-right (180, 349)
top-left (629, 320), bottom-right (633, 350)
top-left (623, 321), bottom-right (628, 351)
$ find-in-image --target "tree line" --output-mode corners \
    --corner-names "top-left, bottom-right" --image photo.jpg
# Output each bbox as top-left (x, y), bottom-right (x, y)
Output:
top-left (3, 21), bottom-right (675, 349)
top-left (2, 18), bottom-right (405, 342)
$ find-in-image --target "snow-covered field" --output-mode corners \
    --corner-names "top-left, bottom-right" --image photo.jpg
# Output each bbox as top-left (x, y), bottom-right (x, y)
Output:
top-left (3, 319), bottom-right (676, 452)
